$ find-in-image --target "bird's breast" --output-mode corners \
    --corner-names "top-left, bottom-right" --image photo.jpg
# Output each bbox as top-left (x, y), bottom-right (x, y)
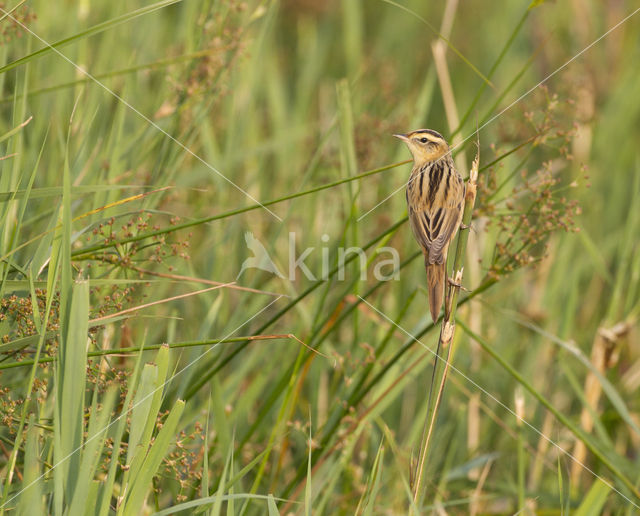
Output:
top-left (406, 161), bottom-right (454, 211)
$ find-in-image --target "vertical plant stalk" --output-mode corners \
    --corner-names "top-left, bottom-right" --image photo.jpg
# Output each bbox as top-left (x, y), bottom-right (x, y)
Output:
top-left (570, 321), bottom-right (627, 486)
top-left (431, 0), bottom-right (467, 173)
top-left (515, 387), bottom-right (526, 511)
top-left (411, 150), bottom-right (479, 509)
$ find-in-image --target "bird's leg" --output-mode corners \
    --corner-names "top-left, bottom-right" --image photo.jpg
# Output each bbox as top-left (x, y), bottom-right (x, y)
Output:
top-left (444, 276), bottom-right (451, 313)
top-left (460, 222), bottom-right (470, 230)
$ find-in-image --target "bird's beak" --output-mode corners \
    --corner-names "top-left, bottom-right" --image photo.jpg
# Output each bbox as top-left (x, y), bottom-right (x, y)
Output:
top-left (393, 133), bottom-right (410, 142)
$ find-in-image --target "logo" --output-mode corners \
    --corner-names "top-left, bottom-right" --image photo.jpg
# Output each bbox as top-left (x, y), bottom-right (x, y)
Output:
top-left (237, 231), bottom-right (400, 282)
top-left (236, 232), bottom-right (286, 280)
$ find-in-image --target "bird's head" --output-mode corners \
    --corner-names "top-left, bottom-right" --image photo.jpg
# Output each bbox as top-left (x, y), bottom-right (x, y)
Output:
top-left (393, 129), bottom-right (449, 163)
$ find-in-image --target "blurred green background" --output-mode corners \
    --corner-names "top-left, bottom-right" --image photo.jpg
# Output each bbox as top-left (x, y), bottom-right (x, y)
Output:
top-left (0, 0), bottom-right (639, 513)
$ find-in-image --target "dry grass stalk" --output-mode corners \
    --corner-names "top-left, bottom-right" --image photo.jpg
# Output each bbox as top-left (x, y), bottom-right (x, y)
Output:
top-left (570, 321), bottom-right (630, 485)
top-left (411, 151), bottom-right (479, 510)
top-left (527, 410), bottom-right (555, 491)
top-left (430, 0), bottom-right (489, 468)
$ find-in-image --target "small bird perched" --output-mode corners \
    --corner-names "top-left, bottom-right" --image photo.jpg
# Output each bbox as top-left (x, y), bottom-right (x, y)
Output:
top-left (394, 129), bottom-right (465, 322)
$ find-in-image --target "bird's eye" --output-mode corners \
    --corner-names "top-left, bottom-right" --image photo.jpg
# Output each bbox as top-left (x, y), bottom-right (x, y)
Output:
top-left (420, 137), bottom-right (429, 143)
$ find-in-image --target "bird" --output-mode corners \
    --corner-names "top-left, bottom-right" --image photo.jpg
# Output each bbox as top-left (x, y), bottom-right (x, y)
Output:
top-left (236, 231), bottom-right (285, 280)
top-left (394, 129), bottom-right (465, 323)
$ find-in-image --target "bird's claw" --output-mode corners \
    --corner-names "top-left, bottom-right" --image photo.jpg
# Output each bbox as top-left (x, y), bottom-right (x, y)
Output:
top-left (448, 277), bottom-right (470, 292)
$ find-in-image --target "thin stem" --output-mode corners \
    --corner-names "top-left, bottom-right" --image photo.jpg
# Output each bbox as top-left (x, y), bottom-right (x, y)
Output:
top-left (0, 159), bottom-right (410, 265)
top-left (0, 335), bottom-right (292, 370)
top-left (412, 151), bottom-right (479, 507)
top-left (456, 319), bottom-right (640, 501)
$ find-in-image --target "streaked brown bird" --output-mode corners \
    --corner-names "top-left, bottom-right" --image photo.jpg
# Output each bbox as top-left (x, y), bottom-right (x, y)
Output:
top-left (394, 129), bottom-right (465, 322)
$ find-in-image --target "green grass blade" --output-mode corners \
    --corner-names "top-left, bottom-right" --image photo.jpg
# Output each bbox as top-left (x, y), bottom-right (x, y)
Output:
top-left (380, 0), bottom-right (494, 88)
top-left (267, 494), bottom-right (279, 516)
top-left (0, 116), bottom-right (31, 145)
top-left (54, 122), bottom-right (81, 508)
top-left (67, 386), bottom-right (118, 516)
top-left (226, 445), bottom-right (235, 516)
top-left (125, 364), bottom-right (157, 465)
top-left (305, 421), bottom-right (312, 516)
top-left (210, 378), bottom-right (232, 460)
top-left (574, 478), bottom-right (612, 516)
top-left (211, 441), bottom-right (233, 516)
top-left (0, 184), bottom-right (149, 202)
top-left (457, 319), bottom-right (640, 500)
top-left (57, 280), bottom-right (90, 506)
top-left (361, 442), bottom-right (384, 516)
top-left (150, 494), bottom-right (293, 516)
top-left (507, 313), bottom-right (640, 438)
top-left (66, 160), bottom-right (408, 262)
top-left (201, 395), bottom-right (211, 500)
top-left (0, 1), bottom-right (182, 76)
top-left (17, 415), bottom-right (43, 516)
top-left (96, 340), bottom-right (149, 516)
top-left (124, 399), bottom-right (185, 515)
top-left (452, 8), bottom-right (529, 137)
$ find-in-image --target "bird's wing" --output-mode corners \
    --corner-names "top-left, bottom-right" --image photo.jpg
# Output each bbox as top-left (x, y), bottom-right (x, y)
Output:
top-left (408, 168), bottom-right (466, 263)
top-left (428, 204), bottom-right (463, 263)
top-left (408, 206), bottom-right (432, 252)
top-left (409, 200), bottom-right (463, 260)
top-left (428, 174), bottom-right (465, 265)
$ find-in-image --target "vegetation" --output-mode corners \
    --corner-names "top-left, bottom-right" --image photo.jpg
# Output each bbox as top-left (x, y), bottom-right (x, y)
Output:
top-left (0, 0), bottom-right (638, 513)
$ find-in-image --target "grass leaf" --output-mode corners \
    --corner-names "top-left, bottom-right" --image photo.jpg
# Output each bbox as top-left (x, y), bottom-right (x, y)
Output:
top-left (574, 478), bottom-right (612, 516)
top-left (0, 1), bottom-right (182, 76)
top-left (124, 399), bottom-right (185, 514)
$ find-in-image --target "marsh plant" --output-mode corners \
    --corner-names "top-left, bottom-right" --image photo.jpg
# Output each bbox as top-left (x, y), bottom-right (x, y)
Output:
top-left (0, 1), bottom-right (638, 514)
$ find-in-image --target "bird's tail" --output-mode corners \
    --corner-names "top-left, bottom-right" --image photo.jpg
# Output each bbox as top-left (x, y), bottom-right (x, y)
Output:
top-left (426, 260), bottom-right (445, 323)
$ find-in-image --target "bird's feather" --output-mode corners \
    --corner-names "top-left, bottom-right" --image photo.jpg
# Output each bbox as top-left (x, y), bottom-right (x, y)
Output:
top-left (399, 130), bottom-right (465, 321)
top-left (428, 200), bottom-right (463, 263)
top-left (426, 260), bottom-right (445, 322)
